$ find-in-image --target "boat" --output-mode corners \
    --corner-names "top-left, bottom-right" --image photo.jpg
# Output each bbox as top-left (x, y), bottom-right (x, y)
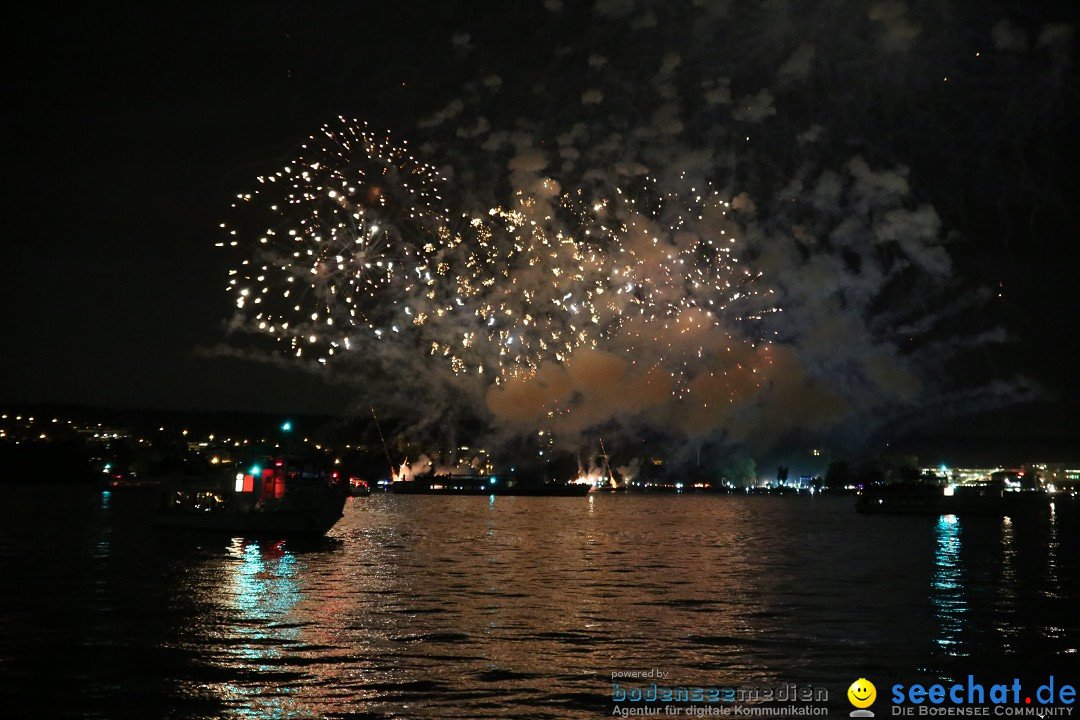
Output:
top-left (99, 472), bottom-right (160, 490)
top-left (153, 458), bottom-right (348, 536)
top-left (389, 473), bottom-right (591, 496)
top-left (347, 476), bottom-right (371, 496)
top-left (855, 480), bottom-right (1051, 515)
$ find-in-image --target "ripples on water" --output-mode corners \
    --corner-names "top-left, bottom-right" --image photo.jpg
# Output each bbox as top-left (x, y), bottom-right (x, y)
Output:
top-left (0, 489), bottom-right (1076, 718)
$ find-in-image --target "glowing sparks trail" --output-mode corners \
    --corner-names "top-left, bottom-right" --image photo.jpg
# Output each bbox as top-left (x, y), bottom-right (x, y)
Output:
top-left (223, 119), bottom-right (776, 400)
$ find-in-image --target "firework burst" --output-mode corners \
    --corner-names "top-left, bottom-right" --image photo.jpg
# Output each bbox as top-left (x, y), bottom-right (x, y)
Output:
top-left (222, 118), bottom-right (453, 363)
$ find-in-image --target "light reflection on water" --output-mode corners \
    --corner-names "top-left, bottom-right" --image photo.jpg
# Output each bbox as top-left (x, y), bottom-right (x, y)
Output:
top-left (0, 489), bottom-right (1077, 719)
top-left (1039, 503), bottom-right (1069, 649)
top-left (994, 516), bottom-right (1018, 650)
top-left (932, 514), bottom-right (967, 657)
top-left (1045, 503), bottom-right (1061, 600)
top-left (214, 539), bottom-right (304, 718)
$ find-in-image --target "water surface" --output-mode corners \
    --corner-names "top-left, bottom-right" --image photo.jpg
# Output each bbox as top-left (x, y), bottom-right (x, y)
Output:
top-left (0, 489), bottom-right (1076, 718)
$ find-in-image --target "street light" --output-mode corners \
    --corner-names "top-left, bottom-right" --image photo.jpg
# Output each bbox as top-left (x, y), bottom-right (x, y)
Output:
top-left (280, 421), bottom-right (293, 462)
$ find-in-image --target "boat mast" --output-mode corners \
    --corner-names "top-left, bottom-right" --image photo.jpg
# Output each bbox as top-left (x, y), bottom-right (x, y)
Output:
top-left (599, 438), bottom-right (617, 488)
top-left (370, 405), bottom-right (397, 482)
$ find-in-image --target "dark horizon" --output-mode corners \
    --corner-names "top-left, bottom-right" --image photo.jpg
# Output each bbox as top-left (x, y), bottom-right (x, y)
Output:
top-left (4, 398), bottom-right (1078, 474)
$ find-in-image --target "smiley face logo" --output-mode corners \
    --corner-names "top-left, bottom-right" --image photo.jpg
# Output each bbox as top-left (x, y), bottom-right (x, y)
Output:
top-left (848, 678), bottom-right (877, 709)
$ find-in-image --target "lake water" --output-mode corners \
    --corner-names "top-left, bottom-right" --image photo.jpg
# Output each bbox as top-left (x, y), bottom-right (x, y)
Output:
top-left (0, 489), bottom-right (1076, 718)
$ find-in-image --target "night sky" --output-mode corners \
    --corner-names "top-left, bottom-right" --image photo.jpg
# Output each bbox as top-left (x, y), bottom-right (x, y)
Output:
top-left (3, 1), bottom-right (1078, 458)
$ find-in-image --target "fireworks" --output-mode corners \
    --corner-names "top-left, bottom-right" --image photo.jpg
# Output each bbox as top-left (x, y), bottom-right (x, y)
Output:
top-left (223, 118), bottom-right (775, 408)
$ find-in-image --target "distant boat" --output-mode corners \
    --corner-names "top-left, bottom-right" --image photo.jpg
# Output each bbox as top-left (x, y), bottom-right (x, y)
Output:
top-left (389, 473), bottom-right (591, 496)
top-left (99, 473), bottom-right (160, 490)
top-left (855, 480), bottom-right (1050, 515)
top-left (153, 459), bottom-right (348, 536)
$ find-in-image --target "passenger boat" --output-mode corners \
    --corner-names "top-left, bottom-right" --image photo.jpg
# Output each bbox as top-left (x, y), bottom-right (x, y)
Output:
top-left (154, 458), bottom-right (348, 536)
